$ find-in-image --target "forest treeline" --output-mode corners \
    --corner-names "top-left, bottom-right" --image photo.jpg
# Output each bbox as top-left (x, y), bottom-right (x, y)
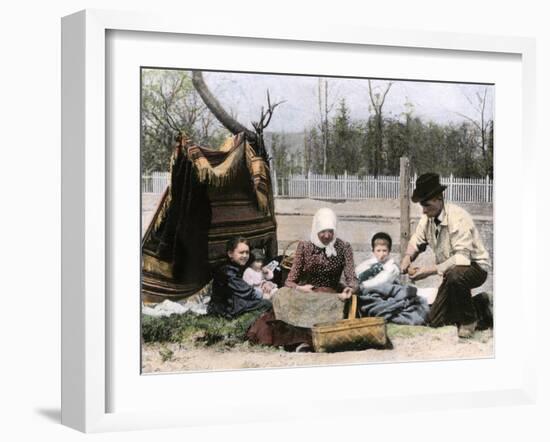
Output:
top-left (142, 70), bottom-right (493, 179)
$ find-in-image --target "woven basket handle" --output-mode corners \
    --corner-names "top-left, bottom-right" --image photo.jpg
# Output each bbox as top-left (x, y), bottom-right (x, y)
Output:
top-left (347, 294), bottom-right (358, 319)
top-left (282, 240), bottom-right (300, 258)
top-left (281, 240), bottom-right (301, 269)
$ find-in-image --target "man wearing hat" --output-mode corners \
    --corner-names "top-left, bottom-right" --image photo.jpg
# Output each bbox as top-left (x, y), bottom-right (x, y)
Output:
top-left (400, 173), bottom-right (491, 338)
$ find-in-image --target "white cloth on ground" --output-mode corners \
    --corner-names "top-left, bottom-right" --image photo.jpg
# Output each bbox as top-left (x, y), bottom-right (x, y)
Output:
top-left (142, 298), bottom-right (208, 317)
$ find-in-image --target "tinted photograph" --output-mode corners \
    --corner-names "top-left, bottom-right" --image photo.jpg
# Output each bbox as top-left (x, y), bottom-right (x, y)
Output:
top-left (140, 69), bottom-right (494, 373)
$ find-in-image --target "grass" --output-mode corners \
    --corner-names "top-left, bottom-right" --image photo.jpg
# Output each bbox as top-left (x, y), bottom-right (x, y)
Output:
top-left (386, 323), bottom-right (455, 339)
top-left (141, 310), bottom-right (263, 348)
top-left (143, 308), bottom-right (492, 350)
top-left (142, 312), bottom-right (450, 351)
top-left (159, 346), bottom-right (174, 362)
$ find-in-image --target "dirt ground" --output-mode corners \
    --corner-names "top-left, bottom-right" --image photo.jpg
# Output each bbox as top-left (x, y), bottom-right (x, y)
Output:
top-left (142, 326), bottom-right (494, 373)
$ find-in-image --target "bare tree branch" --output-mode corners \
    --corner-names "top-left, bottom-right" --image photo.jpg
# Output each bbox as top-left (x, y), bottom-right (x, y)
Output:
top-left (456, 86), bottom-right (492, 176)
top-left (367, 80), bottom-right (393, 177)
top-left (368, 80), bottom-right (393, 114)
top-left (150, 109), bottom-right (178, 132)
top-left (455, 112), bottom-right (482, 131)
top-left (368, 80), bottom-right (377, 114)
top-left (191, 71), bottom-right (256, 139)
top-left (379, 82), bottom-right (393, 108)
top-left (252, 90), bottom-right (285, 131)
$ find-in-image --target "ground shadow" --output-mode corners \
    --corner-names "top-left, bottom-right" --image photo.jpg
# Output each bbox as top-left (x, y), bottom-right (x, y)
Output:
top-left (35, 408), bottom-right (61, 423)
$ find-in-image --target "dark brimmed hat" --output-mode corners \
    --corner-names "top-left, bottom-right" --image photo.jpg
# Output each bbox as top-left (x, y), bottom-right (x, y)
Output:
top-left (411, 173), bottom-right (447, 203)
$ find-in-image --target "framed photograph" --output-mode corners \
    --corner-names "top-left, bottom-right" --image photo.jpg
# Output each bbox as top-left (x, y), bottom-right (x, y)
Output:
top-left (62, 9), bottom-right (537, 433)
top-left (139, 68), bottom-right (496, 370)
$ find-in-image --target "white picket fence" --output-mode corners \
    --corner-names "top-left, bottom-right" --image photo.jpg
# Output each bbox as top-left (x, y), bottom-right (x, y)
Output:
top-left (274, 172), bottom-right (493, 203)
top-left (142, 171), bottom-right (171, 194)
top-left (142, 171), bottom-right (493, 203)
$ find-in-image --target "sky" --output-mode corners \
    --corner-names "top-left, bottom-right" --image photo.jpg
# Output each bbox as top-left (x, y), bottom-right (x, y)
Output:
top-left (198, 70), bottom-right (494, 133)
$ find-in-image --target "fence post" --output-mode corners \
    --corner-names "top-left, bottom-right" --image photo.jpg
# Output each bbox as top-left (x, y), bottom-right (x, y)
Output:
top-left (449, 173), bottom-right (454, 201)
top-left (273, 170), bottom-right (278, 197)
top-left (307, 170), bottom-right (311, 198)
top-left (344, 171), bottom-right (348, 199)
top-left (289, 174), bottom-right (292, 198)
top-left (399, 157), bottom-right (411, 258)
top-left (485, 175), bottom-right (490, 202)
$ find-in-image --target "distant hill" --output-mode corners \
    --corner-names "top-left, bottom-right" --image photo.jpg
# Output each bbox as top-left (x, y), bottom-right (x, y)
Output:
top-left (263, 131), bottom-right (306, 156)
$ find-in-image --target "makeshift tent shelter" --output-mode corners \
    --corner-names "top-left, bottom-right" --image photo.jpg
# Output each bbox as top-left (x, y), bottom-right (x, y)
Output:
top-left (141, 132), bottom-right (278, 303)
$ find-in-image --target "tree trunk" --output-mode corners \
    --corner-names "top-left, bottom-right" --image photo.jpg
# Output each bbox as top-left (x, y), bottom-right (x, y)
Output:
top-left (191, 71), bottom-right (256, 140)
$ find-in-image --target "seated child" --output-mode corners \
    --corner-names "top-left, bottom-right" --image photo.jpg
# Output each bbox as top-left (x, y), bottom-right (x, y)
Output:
top-left (355, 232), bottom-right (430, 325)
top-left (243, 249), bottom-right (278, 298)
top-left (355, 232), bottom-right (400, 292)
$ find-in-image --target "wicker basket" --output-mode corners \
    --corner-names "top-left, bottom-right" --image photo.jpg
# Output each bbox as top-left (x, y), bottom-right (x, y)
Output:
top-left (312, 295), bottom-right (388, 352)
top-left (279, 240), bottom-right (300, 285)
top-left (280, 240), bottom-right (300, 269)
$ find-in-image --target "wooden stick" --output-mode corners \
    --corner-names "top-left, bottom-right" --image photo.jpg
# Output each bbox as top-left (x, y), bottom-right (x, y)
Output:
top-left (399, 157), bottom-right (411, 258)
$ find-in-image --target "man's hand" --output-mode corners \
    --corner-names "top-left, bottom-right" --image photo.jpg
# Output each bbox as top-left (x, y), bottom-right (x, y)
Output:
top-left (410, 265), bottom-right (437, 281)
top-left (400, 255), bottom-right (412, 274)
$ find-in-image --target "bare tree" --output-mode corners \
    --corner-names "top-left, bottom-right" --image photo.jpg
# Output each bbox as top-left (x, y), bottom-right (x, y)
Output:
top-left (318, 78), bottom-right (335, 174)
top-left (368, 80), bottom-right (393, 177)
top-left (141, 70), bottom-right (228, 171)
top-left (191, 71), bottom-right (283, 160)
top-left (456, 86), bottom-right (492, 177)
top-left (303, 128), bottom-right (310, 175)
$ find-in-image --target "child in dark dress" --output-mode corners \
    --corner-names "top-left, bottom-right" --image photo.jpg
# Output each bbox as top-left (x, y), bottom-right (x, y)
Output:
top-left (208, 237), bottom-right (272, 318)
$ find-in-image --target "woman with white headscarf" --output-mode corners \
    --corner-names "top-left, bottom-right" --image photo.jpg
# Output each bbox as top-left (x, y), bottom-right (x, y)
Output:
top-left (285, 207), bottom-right (358, 298)
top-left (246, 207), bottom-right (358, 350)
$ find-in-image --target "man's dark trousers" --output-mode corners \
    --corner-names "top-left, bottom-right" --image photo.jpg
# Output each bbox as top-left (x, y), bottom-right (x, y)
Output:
top-left (428, 262), bottom-right (488, 327)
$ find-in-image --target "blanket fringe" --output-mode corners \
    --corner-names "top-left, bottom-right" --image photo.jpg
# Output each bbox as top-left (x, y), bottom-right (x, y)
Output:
top-left (150, 132), bottom-right (272, 237)
top-left (192, 142), bottom-right (245, 187)
top-left (152, 144), bottom-right (180, 233)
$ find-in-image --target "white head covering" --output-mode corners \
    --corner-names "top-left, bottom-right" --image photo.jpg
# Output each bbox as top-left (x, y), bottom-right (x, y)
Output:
top-left (310, 207), bottom-right (338, 257)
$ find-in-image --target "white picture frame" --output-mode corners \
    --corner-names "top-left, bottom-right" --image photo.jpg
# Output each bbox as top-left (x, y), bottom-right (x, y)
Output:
top-left (61, 9), bottom-right (537, 433)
